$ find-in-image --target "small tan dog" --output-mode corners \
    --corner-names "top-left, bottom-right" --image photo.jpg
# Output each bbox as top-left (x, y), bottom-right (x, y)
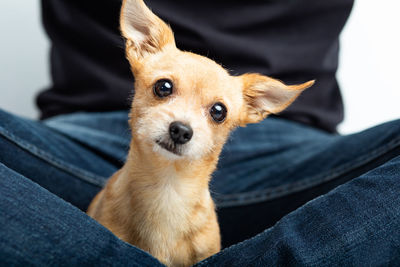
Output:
top-left (87, 0), bottom-right (314, 266)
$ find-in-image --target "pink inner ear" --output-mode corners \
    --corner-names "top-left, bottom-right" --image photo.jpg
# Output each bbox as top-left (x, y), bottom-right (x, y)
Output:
top-left (120, 0), bottom-right (175, 59)
top-left (252, 85), bottom-right (301, 114)
top-left (121, 0), bottom-right (151, 42)
top-left (262, 89), bottom-right (288, 105)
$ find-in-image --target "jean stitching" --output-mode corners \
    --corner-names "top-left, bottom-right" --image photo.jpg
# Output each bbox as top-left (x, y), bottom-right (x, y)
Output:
top-left (195, 225), bottom-right (272, 266)
top-left (0, 126), bottom-right (106, 187)
top-left (214, 136), bottom-right (400, 207)
top-left (312, 205), bottom-right (400, 266)
top-left (198, 190), bottom-right (400, 266)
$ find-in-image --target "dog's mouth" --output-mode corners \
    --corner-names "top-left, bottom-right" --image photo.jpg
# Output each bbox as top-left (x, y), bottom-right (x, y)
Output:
top-left (155, 139), bottom-right (183, 156)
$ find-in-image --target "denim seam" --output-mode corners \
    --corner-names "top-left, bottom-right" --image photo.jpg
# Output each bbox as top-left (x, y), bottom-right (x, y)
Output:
top-left (0, 126), bottom-right (106, 187)
top-left (196, 194), bottom-right (400, 266)
top-left (311, 206), bottom-right (400, 266)
top-left (195, 223), bottom-right (274, 266)
top-left (214, 136), bottom-right (400, 208)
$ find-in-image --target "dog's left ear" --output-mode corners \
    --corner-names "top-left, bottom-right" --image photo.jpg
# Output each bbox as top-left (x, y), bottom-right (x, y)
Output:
top-left (239, 73), bottom-right (314, 126)
top-left (120, 0), bottom-right (175, 61)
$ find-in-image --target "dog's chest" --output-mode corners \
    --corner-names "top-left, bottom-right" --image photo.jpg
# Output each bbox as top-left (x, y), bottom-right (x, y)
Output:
top-left (131, 178), bottom-right (209, 264)
top-left (130, 172), bottom-right (199, 231)
top-left (149, 181), bottom-right (191, 230)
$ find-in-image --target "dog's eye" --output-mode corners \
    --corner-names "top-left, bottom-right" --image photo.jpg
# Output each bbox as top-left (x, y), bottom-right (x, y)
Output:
top-left (210, 102), bottom-right (227, 123)
top-left (154, 79), bottom-right (173, 98)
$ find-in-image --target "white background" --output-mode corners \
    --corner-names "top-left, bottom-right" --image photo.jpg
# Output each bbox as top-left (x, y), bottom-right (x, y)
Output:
top-left (0, 1), bottom-right (399, 134)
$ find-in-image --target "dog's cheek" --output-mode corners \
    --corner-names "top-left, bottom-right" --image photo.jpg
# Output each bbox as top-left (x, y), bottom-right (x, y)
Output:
top-left (209, 122), bottom-right (233, 152)
top-left (135, 107), bottom-right (170, 141)
top-left (186, 119), bottom-right (214, 159)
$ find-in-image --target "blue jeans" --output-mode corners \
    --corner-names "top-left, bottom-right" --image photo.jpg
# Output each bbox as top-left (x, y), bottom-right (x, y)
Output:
top-left (0, 108), bottom-right (399, 266)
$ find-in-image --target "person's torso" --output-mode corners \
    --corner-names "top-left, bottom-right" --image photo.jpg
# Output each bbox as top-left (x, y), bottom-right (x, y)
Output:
top-left (38, 0), bottom-right (354, 133)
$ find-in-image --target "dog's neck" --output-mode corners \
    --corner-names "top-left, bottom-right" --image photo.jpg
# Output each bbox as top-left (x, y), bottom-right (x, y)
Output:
top-left (109, 139), bottom-right (219, 247)
top-left (115, 139), bottom-right (220, 212)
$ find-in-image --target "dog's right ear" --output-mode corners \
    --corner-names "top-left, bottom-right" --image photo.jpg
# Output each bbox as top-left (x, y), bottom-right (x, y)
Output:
top-left (239, 73), bottom-right (314, 126)
top-left (120, 0), bottom-right (175, 61)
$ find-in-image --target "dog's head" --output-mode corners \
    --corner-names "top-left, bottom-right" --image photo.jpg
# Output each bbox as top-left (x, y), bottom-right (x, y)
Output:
top-left (121, 0), bottom-right (314, 161)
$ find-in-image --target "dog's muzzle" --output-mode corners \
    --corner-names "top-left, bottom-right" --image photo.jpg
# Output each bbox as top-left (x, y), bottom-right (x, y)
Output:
top-left (156, 121), bottom-right (193, 156)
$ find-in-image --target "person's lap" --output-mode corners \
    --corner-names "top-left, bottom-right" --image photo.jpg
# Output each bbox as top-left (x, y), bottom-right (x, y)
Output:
top-left (214, 117), bottom-right (400, 246)
top-left (196, 155), bottom-right (400, 266)
top-left (0, 162), bottom-right (163, 266)
top-left (0, 108), bottom-right (399, 265)
top-left (0, 110), bottom-right (124, 210)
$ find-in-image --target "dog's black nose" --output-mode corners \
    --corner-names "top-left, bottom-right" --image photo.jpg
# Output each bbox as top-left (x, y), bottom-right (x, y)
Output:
top-left (169, 121), bottom-right (193, 144)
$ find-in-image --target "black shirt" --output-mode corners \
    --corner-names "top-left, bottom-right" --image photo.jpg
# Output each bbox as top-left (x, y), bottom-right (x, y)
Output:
top-left (38, 0), bottom-right (354, 133)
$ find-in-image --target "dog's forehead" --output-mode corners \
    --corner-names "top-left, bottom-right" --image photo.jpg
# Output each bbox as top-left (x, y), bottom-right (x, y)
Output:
top-left (143, 49), bottom-right (242, 101)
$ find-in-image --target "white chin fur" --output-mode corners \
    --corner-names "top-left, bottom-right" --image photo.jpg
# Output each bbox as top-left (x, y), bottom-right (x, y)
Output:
top-left (152, 143), bottom-right (183, 161)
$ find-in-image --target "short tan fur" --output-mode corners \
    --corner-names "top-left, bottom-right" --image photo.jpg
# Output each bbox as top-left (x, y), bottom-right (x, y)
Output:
top-left (87, 0), bottom-right (314, 266)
